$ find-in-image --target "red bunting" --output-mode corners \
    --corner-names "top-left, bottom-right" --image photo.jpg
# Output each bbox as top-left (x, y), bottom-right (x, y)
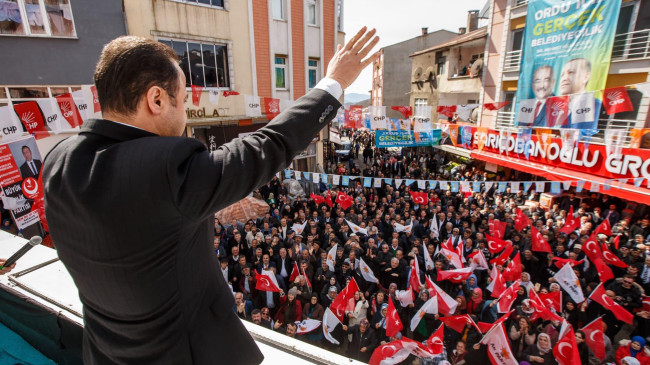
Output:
top-left (545, 95), bottom-right (569, 127)
top-left (55, 93), bottom-right (83, 128)
top-left (191, 85), bottom-right (203, 106)
top-left (483, 101), bottom-right (510, 111)
top-left (90, 85), bottom-right (101, 113)
top-left (263, 97), bottom-right (281, 120)
top-left (602, 87), bottom-right (634, 114)
top-left (436, 105), bottom-right (457, 118)
top-left (13, 101), bottom-right (50, 139)
top-left (391, 106), bottom-right (412, 119)
top-left (223, 91), bottom-right (240, 97)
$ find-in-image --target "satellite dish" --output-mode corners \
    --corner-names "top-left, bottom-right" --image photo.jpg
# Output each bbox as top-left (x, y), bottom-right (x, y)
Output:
top-left (470, 58), bottom-right (484, 77)
top-left (412, 67), bottom-right (423, 82)
top-left (424, 66), bottom-right (435, 81)
top-left (470, 106), bottom-right (479, 122)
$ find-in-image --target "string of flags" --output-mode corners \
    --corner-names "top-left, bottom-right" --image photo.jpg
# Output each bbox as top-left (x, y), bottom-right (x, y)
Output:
top-left (281, 169), bottom-right (649, 197)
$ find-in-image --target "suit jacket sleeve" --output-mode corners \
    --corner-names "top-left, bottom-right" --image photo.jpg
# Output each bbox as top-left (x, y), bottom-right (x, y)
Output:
top-left (167, 89), bottom-right (341, 219)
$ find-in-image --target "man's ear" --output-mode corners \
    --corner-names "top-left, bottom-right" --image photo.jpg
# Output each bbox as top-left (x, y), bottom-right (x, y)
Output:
top-left (146, 86), bottom-right (164, 115)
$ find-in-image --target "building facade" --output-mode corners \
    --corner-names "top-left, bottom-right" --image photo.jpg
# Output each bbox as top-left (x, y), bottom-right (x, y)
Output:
top-left (371, 28), bottom-right (457, 119)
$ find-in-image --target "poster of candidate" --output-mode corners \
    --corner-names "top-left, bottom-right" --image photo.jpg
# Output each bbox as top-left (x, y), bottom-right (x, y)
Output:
top-left (0, 136), bottom-right (47, 235)
top-left (515, 0), bottom-right (621, 129)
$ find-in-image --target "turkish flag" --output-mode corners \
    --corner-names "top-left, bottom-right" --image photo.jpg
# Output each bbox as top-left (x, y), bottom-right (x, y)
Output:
top-left (427, 278), bottom-right (458, 316)
top-left (301, 267), bottom-right (312, 289)
top-left (90, 85), bottom-right (101, 113)
top-left (594, 219), bottom-right (612, 236)
top-left (368, 340), bottom-right (407, 365)
top-left (255, 271), bottom-right (280, 292)
top-left (601, 244), bottom-right (628, 268)
top-left (603, 87), bottom-right (634, 114)
top-left (55, 93), bottom-right (83, 128)
top-left (552, 257), bottom-right (584, 269)
top-left (330, 278), bottom-right (360, 321)
top-left (325, 191), bottom-right (334, 208)
top-left (553, 324), bottom-right (581, 365)
top-left (437, 105), bottom-right (456, 118)
top-left (344, 105), bottom-right (363, 129)
top-left (483, 101), bottom-right (510, 111)
top-left (530, 226), bottom-right (552, 253)
top-left (582, 233), bottom-right (602, 263)
top-left (560, 206), bottom-right (581, 234)
top-left (385, 297), bottom-right (403, 338)
top-left (489, 245), bottom-right (513, 266)
top-left (437, 267), bottom-right (474, 283)
top-left (310, 193), bottom-right (325, 205)
top-left (538, 291), bottom-right (562, 313)
top-left (502, 252), bottom-right (522, 282)
top-left (409, 191), bottom-right (428, 205)
top-left (497, 281), bottom-right (520, 313)
top-left (440, 314), bottom-right (475, 334)
top-left (263, 97), bottom-right (280, 119)
top-left (589, 282), bottom-right (634, 324)
top-left (593, 257), bottom-right (614, 283)
top-left (489, 219), bottom-right (507, 239)
top-left (13, 101), bottom-right (50, 139)
top-left (580, 317), bottom-right (606, 360)
top-left (222, 91), bottom-right (240, 97)
top-left (490, 270), bottom-right (507, 298)
top-left (289, 261), bottom-right (300, 282)
top-left (391, 106), bottom-right (412, 119)
top-left (335, 191), bottom-right (353, 210)
top-left (191, 85), bottom-right (203, 106)
top-left (528, 289), bottom-right (562, 322)
top-left (514, 208), bottom-right (530, 231)
top-left (409, 259), bottom-right (422, 293)
top-left (613, 234), bottom-right (620, 249)
top-left (545, 95), bottom-right (569, 127)
top-left (468, 250), bottom-right (489, 270)
top-left (426, 325), bottom-right (444, 355)
top-left (485, 234), bottom-right (508, 254)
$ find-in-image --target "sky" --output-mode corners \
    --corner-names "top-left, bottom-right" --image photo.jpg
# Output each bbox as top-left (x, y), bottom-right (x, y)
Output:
top-left (342, 0), bottom-right (488, 95)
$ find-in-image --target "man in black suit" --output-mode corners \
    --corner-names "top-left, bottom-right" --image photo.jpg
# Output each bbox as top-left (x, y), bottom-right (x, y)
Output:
top-left (43, 29), bottom-right (379, 364)
top-left (19, 145), bottom-right (42, 179)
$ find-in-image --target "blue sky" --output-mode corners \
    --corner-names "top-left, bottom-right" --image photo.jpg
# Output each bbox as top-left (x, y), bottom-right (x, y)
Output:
top-left (343, 0), bottom-right (488, 95)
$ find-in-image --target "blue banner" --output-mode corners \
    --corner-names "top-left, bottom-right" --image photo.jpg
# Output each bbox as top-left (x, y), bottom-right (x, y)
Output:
top-left (375, 130), bottom-right (441, 148)
top-left (515, 0), bottom-right (621, 129)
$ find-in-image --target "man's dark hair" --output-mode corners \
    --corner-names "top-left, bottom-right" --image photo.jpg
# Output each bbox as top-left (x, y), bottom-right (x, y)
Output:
top-left (94, 36), bottom-right (180, 116)
top-left (22, 145), bottom-right (31, 152)
top-left (251, 309), bottom-right (261, 316)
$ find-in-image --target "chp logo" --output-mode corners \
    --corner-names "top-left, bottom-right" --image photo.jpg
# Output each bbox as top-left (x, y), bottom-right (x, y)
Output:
top-left (22, 177), bottom-right (40, 199)
top-left (606, 90), bottom-right (626, 106)
top-left (550, 100), bottom-right (567, 117)
top-left (60, 102), bottom-right (74, 118)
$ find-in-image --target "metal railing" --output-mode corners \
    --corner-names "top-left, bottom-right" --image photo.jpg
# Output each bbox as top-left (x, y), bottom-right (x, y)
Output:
top-left (513, 0), bottom-right (528, 6)
top-left (504, 50), bottom-right (522, 72)
top-left (612, 29), bottom-right (650, 60)
top-left (494, 111), bottom-right (639, 146)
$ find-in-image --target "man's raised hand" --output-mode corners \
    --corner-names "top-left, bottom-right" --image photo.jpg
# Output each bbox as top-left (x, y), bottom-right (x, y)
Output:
top-left (326, 27), bottom-right (380, 90)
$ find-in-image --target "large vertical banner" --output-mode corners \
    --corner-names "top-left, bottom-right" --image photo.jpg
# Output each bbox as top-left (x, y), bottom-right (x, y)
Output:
top-left (515, 0), bottom-right (621, 129)
top-left (0, 136), bottom-right (46, 232)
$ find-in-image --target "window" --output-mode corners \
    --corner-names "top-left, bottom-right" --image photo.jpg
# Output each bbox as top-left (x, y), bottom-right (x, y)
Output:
top-left (470, 53), bottom-right (484, 62)
top-left (0, 0), bottom-right (76, 37)
top-left (414, 98), bottom-right (428, 117)
top-left (173, 0), bottom-right (224, 7)
top-left (306, 0), bottom-right (317, 26)
top-left (308, 59), bottom-right (319, 89)
top-left (272, 0), bottom-right (284, 20)
top-left (511, 29), bottom-right (524, 52)
top-left (435, 51), bottom-right (446, 76)
top-left (336, 0), bottom-right (343, 31)
top-left (160, 39), bottom-right (230, 88)
top-left (275, 56), bottom-right (287, 89)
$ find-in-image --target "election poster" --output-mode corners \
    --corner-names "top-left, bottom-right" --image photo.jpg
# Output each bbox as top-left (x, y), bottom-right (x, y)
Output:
top-left (376, 130), bottom-right (441, 148)
top-left (515, 0), bottom-right (621, 129)
top-left (0, 136), bottom-right (47, 236)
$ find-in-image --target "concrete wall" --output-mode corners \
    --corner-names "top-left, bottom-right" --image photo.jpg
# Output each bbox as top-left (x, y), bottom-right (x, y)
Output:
top-left (1, 0), bottom-right (126, 85)
top-left (382, 30), bottom-right (457, 118)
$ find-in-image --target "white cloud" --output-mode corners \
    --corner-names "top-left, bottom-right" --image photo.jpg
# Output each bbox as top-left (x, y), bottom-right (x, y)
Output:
top-left (342, 0), bottom-right (488, 95)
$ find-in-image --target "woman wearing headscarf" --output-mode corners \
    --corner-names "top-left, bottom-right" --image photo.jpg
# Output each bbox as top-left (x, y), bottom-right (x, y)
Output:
top-left (453, 296), bottom-right (467, 316)
top-left (465, 288), bottom-right (484, 317)
top-left (370, 303), bottom-right (389, 345)
top-left (521, 332), bottom-right (557, 364)
top-left (616, 336), bottom-right (650, 365)
top-left (302, 293), bottom-right (324, 343)
top-left (463, 274), bottom-right (479, 297)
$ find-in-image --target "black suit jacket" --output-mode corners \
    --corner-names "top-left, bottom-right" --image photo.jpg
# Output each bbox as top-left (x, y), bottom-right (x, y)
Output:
top-left (43, 89), bottom-right (341, 364)
top-left (20, 159), bottom-right (42, 179)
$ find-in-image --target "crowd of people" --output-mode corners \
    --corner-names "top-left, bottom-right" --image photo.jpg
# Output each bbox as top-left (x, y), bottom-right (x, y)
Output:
top-left (216, 138), bottom-right (650, 365)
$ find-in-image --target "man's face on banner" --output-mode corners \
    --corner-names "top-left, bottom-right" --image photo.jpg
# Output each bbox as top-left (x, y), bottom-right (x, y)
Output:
top-left (559, 59), bottom-right (591, 95)
top-left (532, 66), bottom-right (554, 100)
top-left (22, 147), bottom-right (33, 162)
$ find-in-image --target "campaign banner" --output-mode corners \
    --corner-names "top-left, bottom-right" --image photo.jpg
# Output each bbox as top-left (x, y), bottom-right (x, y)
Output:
top-left (0, 136), bottom-right (46, 231)
top-left (515, 0), bottom-right (621, 129)
top-left (376, 130), bottom-right (441, 148)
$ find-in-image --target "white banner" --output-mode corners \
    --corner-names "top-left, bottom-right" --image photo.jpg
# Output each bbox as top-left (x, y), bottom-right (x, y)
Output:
top-left (244, 95), bottom-right (262, 117)
top-left (554, 263), bottom-right (585, 303)
top-left (569, 92), bottom-right (595, 125)
top-left (36, 99), bottom-right (64, 133)
top-left (208, 89), bottom-right (221, 105)
top-left (0, 106), bottom-right (23, 141)
top-left (516, 99), bottom-right (537, 125)
top-left (369, 106), bottom-right (387, 130)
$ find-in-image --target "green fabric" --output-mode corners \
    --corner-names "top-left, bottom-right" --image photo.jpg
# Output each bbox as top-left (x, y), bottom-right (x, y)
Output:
top-left (0, 322), bottom-right (55, 365)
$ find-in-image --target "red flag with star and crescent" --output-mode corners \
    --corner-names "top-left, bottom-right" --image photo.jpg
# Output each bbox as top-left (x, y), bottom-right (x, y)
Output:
top-left (409, 191), bottom-right (428, 205)
top-left (254, 270), bottom-right (280, 292)
top-left (426, 324), bottom-right (445, 355)
top-left (486, 234), bottom-right (508, 254)
top-left (385, 297), bottom-right (403, 338)
top-left (440, 314), bottom-right (477, 334)
top-left (530, 226), bottom-right (552, 253)
top-left (330, 278), bottom-right (360, 322)
top-left (553, 324), bottom-right (581, 365)
top-left (391, 106), bottom-right (413, 119)
top-left (589, 282), bottom-right (634, 324)
top-left (502, 252), bottom-right (522, 282)
top-left (335, 191), bottom-right (353, 210)
top-left (538, 291), bottom-right (562, 313)
top-left (325, 191), bottom-right (334, 208)
top-left (594, 219), bottom-right (613, 236)
top-left (489, 219), bottom-right (507, 239)
top-left (552, 257), bottom-right (584, 269)
top-left (310, 193), bottom-right (325, 205)
top-left (497, 281), bottom-right (520, 313)
top-left (601, 244), bottom-right (628, 268)
top-left (514, 208), bottom-right (530, 231)
top-left (580, 317), bottom-right (606, 360)
top-left (560, 206), bottom-right (581, 234)
top-left (437, 267), bottom-right (474, 283)
top-left (490, 245), bottom-right (513, 266)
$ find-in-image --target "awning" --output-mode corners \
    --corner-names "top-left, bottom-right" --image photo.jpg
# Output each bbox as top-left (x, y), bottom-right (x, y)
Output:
top-left (435, 144), bottom-right (473, 158)
top-left (471, 150), bottom-right (650, 202)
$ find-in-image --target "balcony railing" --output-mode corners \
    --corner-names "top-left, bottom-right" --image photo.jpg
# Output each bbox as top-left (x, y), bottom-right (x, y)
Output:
top-left (504, 50), bottom-right (522, 72)
top-left (493, 111), bottom-right (639, 146)
top-left (513, 0), bottom-right (528, 6)
top-left (612, 29), bottom-right (650, 60)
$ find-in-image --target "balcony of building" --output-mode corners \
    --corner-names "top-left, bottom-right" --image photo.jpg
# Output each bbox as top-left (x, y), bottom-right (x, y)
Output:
top-left (494, 110), bottom-right (641, 146)
top-left (510, 0), bottom-right (528, 19)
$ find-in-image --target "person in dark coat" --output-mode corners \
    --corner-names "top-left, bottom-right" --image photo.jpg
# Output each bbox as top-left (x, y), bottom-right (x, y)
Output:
top-left (344, 318), bottom-right (378, 362)
top-left (520, 333), bottom-right (557, 364)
